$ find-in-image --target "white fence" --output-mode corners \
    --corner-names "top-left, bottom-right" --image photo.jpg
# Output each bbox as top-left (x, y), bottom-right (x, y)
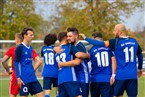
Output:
top-left (0, 40), bottom-right (90, 58)
top-left (0, 40), bottom-right (91, 73)
top-left (0, 40), bottom-right (145, 73)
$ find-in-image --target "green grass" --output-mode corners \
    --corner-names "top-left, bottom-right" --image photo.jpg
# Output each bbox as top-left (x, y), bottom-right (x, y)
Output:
top-left (138, 77), bottom-right (145, 96)
top-left (0, 77), bottom-right (145, 97)
top-left (0, 78), bottom-right (56, 97)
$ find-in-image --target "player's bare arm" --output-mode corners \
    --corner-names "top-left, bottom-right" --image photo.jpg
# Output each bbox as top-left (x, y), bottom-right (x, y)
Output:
top-left (75, 52), bottom-right (90, 59)
top-left (17, 77), bottom-right (24, 88)
top-left (1, 55), bottom-right (12, 75)
top-left (79, 33), bottom-right (86, 39)
top-left (53, 46), bottom-right (62, 54)
top-left (138, 69), bottom-right (142, 78)
top-left (33, 56), bottom-right (42, 71)
top-left (110, 56), bottom-right (116, 86)
top-left (58, 58), bottom-right (81, 68)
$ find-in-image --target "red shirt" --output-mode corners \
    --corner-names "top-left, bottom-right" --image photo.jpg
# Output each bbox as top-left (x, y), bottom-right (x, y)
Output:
top-left (6, 46), bottom-right (38, 71)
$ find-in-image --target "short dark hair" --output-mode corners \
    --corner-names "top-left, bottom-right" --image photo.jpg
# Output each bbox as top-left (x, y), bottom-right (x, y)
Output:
top-left (92, 32), bottom-right (102, 38)
top-left (67, 27), bottom-right (79, 35)
top-left (44, 33), bottom-right (57, 46)
top-left (58, 32), bottom-right (67, 42)
top-left (21, 28), bottom-right (33, 38)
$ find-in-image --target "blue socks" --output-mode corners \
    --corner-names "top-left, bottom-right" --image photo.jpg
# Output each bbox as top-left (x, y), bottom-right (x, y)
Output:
top-left (45, 94), bottom-right (50, 97)
top-left (56, 93), bottom-right (59, 97)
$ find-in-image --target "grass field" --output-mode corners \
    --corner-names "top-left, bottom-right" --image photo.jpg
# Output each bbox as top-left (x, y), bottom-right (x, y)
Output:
top-left (0, 77), bottom-right (145, 97)
top-left (0, 78), bottom-right (56, 97)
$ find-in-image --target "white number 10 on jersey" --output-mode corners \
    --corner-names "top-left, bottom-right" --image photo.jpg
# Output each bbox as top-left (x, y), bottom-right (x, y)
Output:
top-left (95, 51), bottom-right (109, 67)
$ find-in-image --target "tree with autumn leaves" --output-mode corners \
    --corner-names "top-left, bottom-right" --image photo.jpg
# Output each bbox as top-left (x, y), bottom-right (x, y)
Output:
top-left (52, 0), bottom-right (144, 40)
top-left (0, 0), bottom-right (144, 50)
top-left (0, 0), bottom-right (44, 40)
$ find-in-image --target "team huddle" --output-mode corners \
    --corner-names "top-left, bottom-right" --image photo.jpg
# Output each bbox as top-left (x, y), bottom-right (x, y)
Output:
top-left (1, 24), bottom-right (143, 97)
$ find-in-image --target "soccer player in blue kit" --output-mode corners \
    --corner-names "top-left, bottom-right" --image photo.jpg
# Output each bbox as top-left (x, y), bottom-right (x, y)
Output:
top-left (89, 32), bottom-right (116, 97)
top-left (41, 33), bottom-right (58, 97)
top-left (56, 32), bottom-right (89, 97)
top-left (14, 28), bottom-right (44, 97)
top-left (67, 28), bottom-right (90, 97)
top-left (80, 24), bottom-right (143, 97)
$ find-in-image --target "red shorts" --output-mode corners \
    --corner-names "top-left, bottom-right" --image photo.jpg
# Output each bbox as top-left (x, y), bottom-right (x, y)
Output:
top-left (9, 72), bottom-right (20, 95)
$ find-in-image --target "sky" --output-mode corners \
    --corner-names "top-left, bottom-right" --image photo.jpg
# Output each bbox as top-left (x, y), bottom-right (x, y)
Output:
top-left (120, 8), bottom-right (145, 32)
top-left (34, 0), bottom-right (145, 32)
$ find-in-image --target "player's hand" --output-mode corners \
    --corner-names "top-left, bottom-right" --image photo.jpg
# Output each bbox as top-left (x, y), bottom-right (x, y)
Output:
top-left (54, 46), bottom-right (62, 54)
top-left (79, 33), bottom-right (86, 39)
top-left (86, 52), bottom-right (90, 59)
top-left (17, 78), bottom-right (25, 88)
top-left (138, 69), bottom-right (143, 78)
top-left (58, 61), bottom-right (63, 68)
top-left (7, 71), bottom-right (12, 75)
top-left (110, 75), bottom-right (115, 86)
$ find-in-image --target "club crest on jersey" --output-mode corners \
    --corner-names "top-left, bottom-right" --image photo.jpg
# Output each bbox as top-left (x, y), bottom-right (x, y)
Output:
top-left (25, 52), bottom-right (28, 54)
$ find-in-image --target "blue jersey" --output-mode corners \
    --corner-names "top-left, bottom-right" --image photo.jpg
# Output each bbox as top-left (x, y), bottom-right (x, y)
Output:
top-left (85, 37), bottom-right (143, 80)
top-left (89, 46), bottom-right (113, 82)
top-left (109, 37), bottom-right (142, 79)
top-left (41, 45), bottom-right (58, 78)
top-left (14, 43), bottom-right (37, 84)
top-left (75, 42), bottom-right (90, 83)
top-left (56, 44), bottom-right (79, 85)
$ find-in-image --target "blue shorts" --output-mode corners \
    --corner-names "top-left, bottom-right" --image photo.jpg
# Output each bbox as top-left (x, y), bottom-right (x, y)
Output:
top-left (80, 83), bottom-right (89, 97)
top-left (43, 77), bottom-right (58, 90)
top-left (90, 82), bottom-right (113, 97)
top-left (20, 81), bottom-right (43, 96)
top-left (114, 79), bottom-right (137, 97)
top-left (58, 81), bottom-right (82, 97)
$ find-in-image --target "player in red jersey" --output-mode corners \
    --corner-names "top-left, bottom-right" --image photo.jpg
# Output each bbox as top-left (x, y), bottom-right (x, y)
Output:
top-left (1, 33), bottom-right (38, 97)
top-left (1, 33), bottom-right (23, 97)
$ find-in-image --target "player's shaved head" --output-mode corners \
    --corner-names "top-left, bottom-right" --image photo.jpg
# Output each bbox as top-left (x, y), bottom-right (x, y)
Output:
top-left (113, 24), bottom-right (127, 38)
top-left (115, 24), bottom-right (126, 33)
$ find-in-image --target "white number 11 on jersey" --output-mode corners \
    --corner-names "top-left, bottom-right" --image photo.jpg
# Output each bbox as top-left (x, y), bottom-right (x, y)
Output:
top-left (123, 46), bottom-right (134, 62)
